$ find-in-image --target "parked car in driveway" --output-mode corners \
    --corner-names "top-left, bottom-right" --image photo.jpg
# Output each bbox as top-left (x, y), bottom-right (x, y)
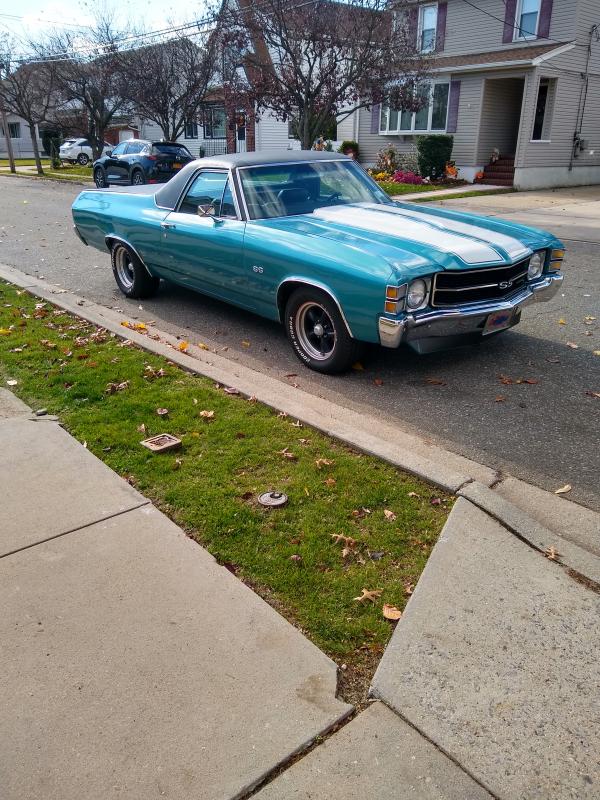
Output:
top-left (92, 140), bottom-right (193, 188)
top-left (72, 151), bottom-right (565, 373)
top-left (59, 137), bottom-right (111, 165)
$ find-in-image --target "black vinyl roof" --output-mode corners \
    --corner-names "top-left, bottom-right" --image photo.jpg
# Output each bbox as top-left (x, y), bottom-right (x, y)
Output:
top-left (154, 150), bottom-right (351, 210)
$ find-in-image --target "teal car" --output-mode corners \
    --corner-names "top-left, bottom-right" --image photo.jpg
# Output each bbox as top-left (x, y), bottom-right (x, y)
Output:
top-left (72, 151), bottom-right (564, 374)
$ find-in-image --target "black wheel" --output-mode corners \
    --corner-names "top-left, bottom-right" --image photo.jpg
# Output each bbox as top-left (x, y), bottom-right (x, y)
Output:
top-left (131, 169), bottom-right (145, 186)
top-left (110, 242), bottom-right (160, 299)
top-left (94, 168), bottom-right (108, 188)
top-left (77, 152), bottom-right (90, 165)
top-left (284, 288), bottom-right (363, 374)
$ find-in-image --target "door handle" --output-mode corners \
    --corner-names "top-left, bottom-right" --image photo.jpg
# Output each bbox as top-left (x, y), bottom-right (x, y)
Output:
top-left (161, 222), bottom-right (176, 230)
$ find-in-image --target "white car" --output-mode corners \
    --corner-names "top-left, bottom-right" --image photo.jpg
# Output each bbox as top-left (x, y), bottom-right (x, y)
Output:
top-left (59, 138), bottom-right (111, 166)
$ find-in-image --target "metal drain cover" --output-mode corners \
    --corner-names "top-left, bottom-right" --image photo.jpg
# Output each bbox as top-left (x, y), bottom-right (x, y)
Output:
top-left (258, 491), bottom-right (288, 508)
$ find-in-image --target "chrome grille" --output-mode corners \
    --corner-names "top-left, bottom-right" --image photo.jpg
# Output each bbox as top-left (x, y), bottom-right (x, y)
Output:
top-left (431, 259), bottom-right (530, 308)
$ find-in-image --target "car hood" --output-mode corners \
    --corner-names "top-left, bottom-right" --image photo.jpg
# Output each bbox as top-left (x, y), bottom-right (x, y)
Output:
top-left (258, 202), bottom-right (558, 276)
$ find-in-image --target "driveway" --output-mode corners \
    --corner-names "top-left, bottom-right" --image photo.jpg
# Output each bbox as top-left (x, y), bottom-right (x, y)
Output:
top-left (1, 176), bottom-right (598, 509)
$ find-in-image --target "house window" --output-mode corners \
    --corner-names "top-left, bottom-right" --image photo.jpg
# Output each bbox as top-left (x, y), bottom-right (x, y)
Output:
top-left (514, 0), bottom-right (540, 40)
top-left (380, 82), bottom-right (449, 134)
top-left (1, 122), bottom-right (21, 138)
top-left (532, 77), bottom-right (556, 141)
top-left (203, 106), bottom-right (226, 139)
top-left (418, 4), bottom-right (438, 53)
top-left (184, 119), bottom-right (198, 139)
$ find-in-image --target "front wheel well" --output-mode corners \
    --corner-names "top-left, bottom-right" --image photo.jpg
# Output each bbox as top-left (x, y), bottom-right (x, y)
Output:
top-left (276, 281), bottom-right (352, 337)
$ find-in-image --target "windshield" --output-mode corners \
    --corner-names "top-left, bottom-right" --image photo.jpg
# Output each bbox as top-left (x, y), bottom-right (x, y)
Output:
top-left (239, 160), bottom-right (392, 220)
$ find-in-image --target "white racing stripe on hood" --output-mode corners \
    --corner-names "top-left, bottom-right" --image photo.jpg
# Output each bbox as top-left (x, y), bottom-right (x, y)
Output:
top-left (312, 205), bottom-right (504, 265)
top-left (386, 204), bottom-right (531, 261)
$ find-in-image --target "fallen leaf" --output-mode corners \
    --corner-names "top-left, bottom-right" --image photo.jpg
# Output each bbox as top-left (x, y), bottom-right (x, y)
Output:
top-left (304, 487), bottom-right (310, 496)
top-left (516, 378), bottom-right (539, 385)
top-left (499, 374), bottom-right (514, 385)
top-left (137, 423), bottom-right (147, 434)
top-left (351, 362), bottom-right (364, 371)
top-left (558, 318), bottom-right (567, 325)
top-left (545, 546), bottom-right (560, 561)
top-left (351, 507), bottom-right (371, 519)
top-left (324, 477), bottom-right (337, 487)
top-left (425, 377), bottom-right (446, 386)
top-left (373, 378), bottom-right (384, 386)
top-left (407, 491), bottom-right (420, 498)
top-left (584, 315), bottom-right (596, 321)
top-left (156, 407), bottom-right (169, 416)
top-left (223, 387), bottom-right (240, 395)
top-left (495, 395), bottom-right (507, 402)
top-left (247, 395), bottom-right (257, 403)
top-left (0, 328), bottom-right (11, 335)
top-left (291, 419), bottom-right (303, 428)
top-left (554, 484), bottom-right (571, 495)
top-left (277, 411), bottom-right (288, 418)
top-left (404, 583), bottom-right (414, 596)
top-left (197, 342), bottom-right (210, 350)
top-left (353, 588), bottom-right (382, 604)
top-left (200, 410), bottom-right (215, 419)
top-left (315, 458), bottom-right (334, 469)
top-left (341, 546), bottom-right (352, 559)
top-left (383, 509), bottom-right (397, 521)
top-left (289, 554), bottom-right (302, 564)
top-left (566, 342), bottom-right (579, 349)
top-left (6, 379), bottom-right (18, 386)
top-left (105, 381), bottom-right (130, 395)
top-left (546, 357), bottom-right (560, 363)
top-left (369, 551), bottom-right (385, 561)
top-left (241, 340), bottom-right (251, 348)
top-left (284, 373), bottom-right (298, 378)
top-left (331, 534), bottom-right (357, 548)
top-left (172, 458), bottom-right (182, 470)
top-left (430, 497), bottom-right (442, 506)
top-left (593, 351), bottom-right (600, 356)
top-left (278, 447), bottom-right (297, 460)
top-left (382, 604), bottom-right (402, 621)
top-left (177, 340), bottom-right (189, 352)
top-left (82, 440), bottom-right (87, 449)
top-left (584, 390), bottom-right (600, 399)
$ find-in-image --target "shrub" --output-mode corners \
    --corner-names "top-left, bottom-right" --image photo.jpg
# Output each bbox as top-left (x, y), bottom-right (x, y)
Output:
top-left (396, 148), bottom-right (420, 175)
top-left (416, 135), bottom-right (454, 180)
top-left (338, 140), bottom-right (359, 159)
top-left (375, 145), bottom-right (401, 173)
top-left (391, 170), bottom-right (423, 185)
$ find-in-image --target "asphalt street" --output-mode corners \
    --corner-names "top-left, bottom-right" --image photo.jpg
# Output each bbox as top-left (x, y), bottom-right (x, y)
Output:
top-left (1, 175), bottom-right (598, 509)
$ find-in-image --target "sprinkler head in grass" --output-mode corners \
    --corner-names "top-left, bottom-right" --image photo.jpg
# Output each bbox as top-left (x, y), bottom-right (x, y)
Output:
top-left (257, 491), bottom-right (288, 508)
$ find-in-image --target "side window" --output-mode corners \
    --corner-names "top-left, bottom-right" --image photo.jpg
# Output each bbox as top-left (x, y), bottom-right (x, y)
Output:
top-left (125, 142), bottom-right (143, 155)
top-left (81, 140), bottom-right (90, 147)
top-left (220, 179), bottom-right (237, 218)
top-left (111, 142), bottom-right (127, 156)
top-left (179, 171), bottom-right (228, 216)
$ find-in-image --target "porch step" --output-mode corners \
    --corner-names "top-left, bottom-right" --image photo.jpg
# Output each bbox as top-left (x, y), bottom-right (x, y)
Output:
top-left (478, 177), bottom-right (515, 186)
top-left (480, 154), bottom-right (515, 187)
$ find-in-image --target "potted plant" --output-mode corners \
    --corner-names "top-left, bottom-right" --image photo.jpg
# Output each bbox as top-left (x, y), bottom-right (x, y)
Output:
top-left (338, 140), bottom-right (359, 159)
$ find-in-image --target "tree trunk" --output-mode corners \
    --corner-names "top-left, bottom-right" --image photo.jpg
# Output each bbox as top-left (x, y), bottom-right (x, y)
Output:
top-left (301, 113), bottom-right (312, 150)
top-left (29, 123), bottom-right (44, 175)
top-left (1, 108), bottom-right (16, 173)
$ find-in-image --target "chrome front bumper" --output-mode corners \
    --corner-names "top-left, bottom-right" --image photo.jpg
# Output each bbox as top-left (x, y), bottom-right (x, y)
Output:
top-left (378, 272), bottom-right (563, 351)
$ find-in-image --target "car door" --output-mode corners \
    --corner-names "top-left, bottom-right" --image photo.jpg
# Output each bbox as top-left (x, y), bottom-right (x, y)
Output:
top-left (103, 141), bottom-right (130, 183)
top-left (158, 169), bottom-right (248, 301)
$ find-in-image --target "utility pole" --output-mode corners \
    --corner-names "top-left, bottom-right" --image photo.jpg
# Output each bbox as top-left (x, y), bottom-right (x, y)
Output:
top-left (0, 59), bottom-right (16, 173)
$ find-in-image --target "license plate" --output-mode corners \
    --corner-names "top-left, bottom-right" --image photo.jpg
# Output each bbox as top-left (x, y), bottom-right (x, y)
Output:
top-left (483, 309), bottom-right (515, 335)
top-left (172, 162), bottom-right (182, 169)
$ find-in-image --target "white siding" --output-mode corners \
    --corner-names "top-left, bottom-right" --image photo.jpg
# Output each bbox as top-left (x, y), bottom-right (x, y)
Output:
top-left (255, 110), bottom-right (300, 151)
top-left (0, 115), bottom-right (38, 159)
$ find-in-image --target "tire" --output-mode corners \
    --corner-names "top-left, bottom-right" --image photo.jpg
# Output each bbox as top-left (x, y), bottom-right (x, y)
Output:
top-left (94, 168), bottom-right (108, 188)
top-left (77, 153), bottom-right (90, 165)
top-left (131, 169), bottom-right (145, 186)
top-left (110, 242), bottom-right (160, 299)
top-left (284, 288), bottom-right (363, 374)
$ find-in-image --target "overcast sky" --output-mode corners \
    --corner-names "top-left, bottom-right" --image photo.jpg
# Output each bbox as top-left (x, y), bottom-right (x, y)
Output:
top-left (0, 0), bottom-right (212, 53)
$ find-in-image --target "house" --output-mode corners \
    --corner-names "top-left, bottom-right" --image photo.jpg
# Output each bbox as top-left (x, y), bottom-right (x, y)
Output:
top-left (0, 112), bottom-right (37, 158)
top-left (356, 0), bottom-right (600, 189)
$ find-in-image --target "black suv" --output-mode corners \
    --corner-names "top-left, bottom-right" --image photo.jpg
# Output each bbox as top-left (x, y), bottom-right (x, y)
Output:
top-left (93, 139), bottom-right (194, 187)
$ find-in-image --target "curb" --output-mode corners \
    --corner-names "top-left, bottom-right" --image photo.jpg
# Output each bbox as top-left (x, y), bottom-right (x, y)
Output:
top-left (2, 262), bottom-right (599, 583)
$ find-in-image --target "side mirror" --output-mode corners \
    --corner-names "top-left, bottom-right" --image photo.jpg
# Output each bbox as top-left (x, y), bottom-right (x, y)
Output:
top-left (105, 149), bottom-right (113, 157)
top-left (197, 204), bottom-right (216, 217)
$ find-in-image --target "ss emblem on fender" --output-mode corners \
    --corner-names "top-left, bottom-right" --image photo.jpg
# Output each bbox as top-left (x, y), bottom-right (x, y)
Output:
top-left (252, 265), bottom-right (264, 274)
top-left (498, 280), bottom-right (513, 290)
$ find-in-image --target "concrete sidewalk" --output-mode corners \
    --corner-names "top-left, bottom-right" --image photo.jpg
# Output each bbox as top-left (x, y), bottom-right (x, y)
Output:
top-left (2, 387), bottom-right (599, 799)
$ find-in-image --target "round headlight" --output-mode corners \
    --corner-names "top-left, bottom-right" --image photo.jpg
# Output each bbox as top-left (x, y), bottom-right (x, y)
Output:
top-left (406, 279), bottom-right (427, 309)
top-left (528, 252), bottom-right (544, 280)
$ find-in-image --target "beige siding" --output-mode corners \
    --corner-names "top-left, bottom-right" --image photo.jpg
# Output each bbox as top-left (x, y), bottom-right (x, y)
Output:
top-left (440, 0), bottom-right (577, 58)
top-left (449, 73), bottom-right (485, 165)
top-left (356, 107), bottom-right (418, 165)
top-left (476, 77), bottom-right (525, 162)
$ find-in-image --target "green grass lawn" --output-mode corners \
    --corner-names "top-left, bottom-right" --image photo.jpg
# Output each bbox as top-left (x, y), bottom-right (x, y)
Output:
top-left (0, 282), bottom-right (451, 701)
top-left (380, 181), bottom-right (440, 196)
top-left (0, 158), bottom-right (50, 167)
top-left (413, 188), bottom-right (516, 203)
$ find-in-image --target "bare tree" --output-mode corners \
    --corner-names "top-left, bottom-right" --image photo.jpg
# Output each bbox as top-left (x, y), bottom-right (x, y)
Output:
top-left (43, 17), bottom-right (132, 160)
top-left (0, 39), bottom-right (56, 175)
top-left (118, 35), bottom-right (218, 142)
top-left (218, 0), bottom-right (430, 150)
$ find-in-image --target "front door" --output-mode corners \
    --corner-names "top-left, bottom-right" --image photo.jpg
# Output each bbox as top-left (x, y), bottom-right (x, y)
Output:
top-left (103, 141), bottom-right (130, 184)
top-left (158, 169), bottom-right (247, 300)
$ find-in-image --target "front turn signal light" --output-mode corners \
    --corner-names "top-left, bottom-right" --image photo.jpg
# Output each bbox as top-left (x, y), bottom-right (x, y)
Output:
top-left (385, 300), bottom-right (399, 314)
top-left (549, 248), bottom-right (564, 271)
top-left (386, 285), bottom-right (401, 300)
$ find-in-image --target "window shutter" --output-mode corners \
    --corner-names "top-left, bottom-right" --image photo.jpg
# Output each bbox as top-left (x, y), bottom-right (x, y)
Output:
top-left (502, 0), bottom-right (517, 43)
top-left (538, 0), bottom-right (553, 39)
top-left (409, 6), bottom-right (419, 48)
top-left (370, 104), bottom-right (381, 134)
top-left (446, 80), bottom-right (461, 133)
top-left (436, 2), bottom-right (448, 52)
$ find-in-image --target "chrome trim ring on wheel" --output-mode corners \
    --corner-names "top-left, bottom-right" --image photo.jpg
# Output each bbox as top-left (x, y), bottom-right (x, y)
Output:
top-left (296, 302), bottom-right (336, 361)
top-left (115, 248), bottom-right (135, 290)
